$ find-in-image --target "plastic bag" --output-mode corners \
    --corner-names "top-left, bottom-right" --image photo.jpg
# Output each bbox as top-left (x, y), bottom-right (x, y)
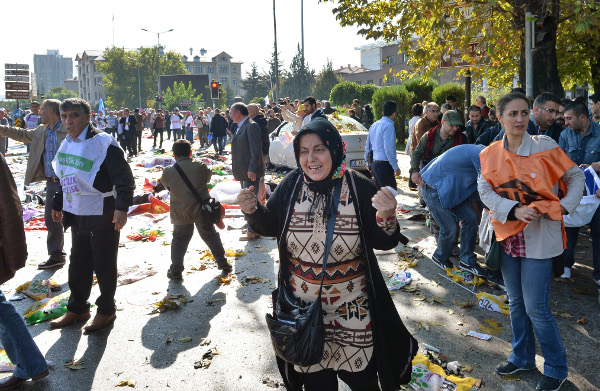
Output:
top-left (476, 292), bottom-right (509, 315)
top-left (15, 279), bottom-right (60, 301)
top-left (386, 272), bottom-right (412, 291)
top-left (210, 180), bottom-right (242, 204)
top-left (24, 292), bottom-right (70, 325)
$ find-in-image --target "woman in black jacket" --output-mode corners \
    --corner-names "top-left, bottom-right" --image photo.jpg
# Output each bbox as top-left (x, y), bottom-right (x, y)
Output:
top-left (238, 119), bottom-right (417, 391)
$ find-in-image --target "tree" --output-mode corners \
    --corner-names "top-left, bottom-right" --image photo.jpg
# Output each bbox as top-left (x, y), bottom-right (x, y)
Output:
top-left (330, 81), bottom-right (378, 106)
top-left (242, 63), bottom-right (270, 102)
top-left (97, 46), bottom-right (185, 109)
top-left (401, 77), bottom-right (438, 104)
top-left (321, 0), bottom-right (593, 96)
top-left (280, 44), bottom-right (315, 100)
top-left (312, 60), bottom-right (344, 100)
top-left (267, 45), bottom-right (285, 99)
top-left (162, 82), bottom-right (201, 111)
top-left (371, 85), bottom-right (412, 141)
top-left (45, 87), bottom-right (78, 101)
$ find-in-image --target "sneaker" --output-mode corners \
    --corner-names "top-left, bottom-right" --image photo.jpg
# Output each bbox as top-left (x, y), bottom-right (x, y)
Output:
top-left (560, 267), bottom-right (571, 279)
top-left (459, 261), bottom-right (486, 277)
top-left (167, 269), bottom-right (183, 280)
top-left (38, 257), bottom-right (66, 269)
top-left (536, 375), bottom-right (566, 391)
top-left (580, 228), bottom-right (591, 237)
top-left (218, 263), bottom-right (233, 274)
top-left (487, 273), bottom-right (505, 290)
top-left (496, 361), bottom-right (534, 376)
top-left (431, 255), bottom-right (453, 270)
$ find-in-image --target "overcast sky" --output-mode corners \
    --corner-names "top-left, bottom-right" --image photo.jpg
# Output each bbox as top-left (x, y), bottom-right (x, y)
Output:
top-left (2, 0), bottom-right (374, 99)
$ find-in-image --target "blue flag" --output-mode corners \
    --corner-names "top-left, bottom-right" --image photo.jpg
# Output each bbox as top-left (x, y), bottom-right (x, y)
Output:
top-left (98, 97), bottom-right (106, 114)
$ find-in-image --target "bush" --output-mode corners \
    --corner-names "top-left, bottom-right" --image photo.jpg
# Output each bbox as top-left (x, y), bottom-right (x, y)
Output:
top-left (371, 85), bottom-right (413, 142)
top-left (401, 77), bottom-right (438, 104)
top-left (330, 81), bottom-right (378, 106)
top-left (250, 96), bottom-right (265, 106)
top-left (431, 83), bottom-right (465, 109)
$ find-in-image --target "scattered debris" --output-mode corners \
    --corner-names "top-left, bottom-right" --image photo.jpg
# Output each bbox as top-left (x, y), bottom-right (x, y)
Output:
top-left (261, 376), bottom-right (282, 388)
top-left (466, 331), bottom-right (492, 340)
top-left (115, 379), bottom-right (136, 387)
top-left (194, 347), bottom-right (220, 369)
top-left (64, 359), bottom-right (85, 370)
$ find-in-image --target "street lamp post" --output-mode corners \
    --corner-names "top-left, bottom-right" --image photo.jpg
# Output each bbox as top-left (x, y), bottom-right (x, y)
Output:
top-left (141, 28), bottom-right (174, 109)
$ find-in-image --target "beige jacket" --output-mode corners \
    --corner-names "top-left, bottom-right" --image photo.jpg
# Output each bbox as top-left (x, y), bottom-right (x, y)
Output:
top-left (478, 134), bottom-right (585, 259)
top-left (282, 109), bottom-right (303, 134)
top-left (0, 122), bottom-right (68, 185)
top-left (159, 156), bottom-right (212, 225)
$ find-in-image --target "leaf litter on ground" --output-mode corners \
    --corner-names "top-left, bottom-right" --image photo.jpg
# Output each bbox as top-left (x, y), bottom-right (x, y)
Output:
top-left (64, 359), bottom-right (85, 370)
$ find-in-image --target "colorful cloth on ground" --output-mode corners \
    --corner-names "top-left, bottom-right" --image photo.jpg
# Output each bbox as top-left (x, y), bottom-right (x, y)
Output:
top-left (480, 142), bottom-right (573, 243)
top-left (286, 178), bottom-right (394, 373)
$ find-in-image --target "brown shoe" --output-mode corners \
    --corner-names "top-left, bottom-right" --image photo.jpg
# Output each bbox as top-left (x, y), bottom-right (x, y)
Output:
top-left (83, 313), bottom-right (116, 332)
top-left (49, 311), bottom-right (91, 328)
top-left (0, 369), bottom-right (48, 390)
top-left (239, 232), bottom-right (260, 241)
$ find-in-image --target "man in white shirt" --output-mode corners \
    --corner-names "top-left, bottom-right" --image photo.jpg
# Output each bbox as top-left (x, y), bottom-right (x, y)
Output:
top-left (170, 108), bottom-right (183, 140)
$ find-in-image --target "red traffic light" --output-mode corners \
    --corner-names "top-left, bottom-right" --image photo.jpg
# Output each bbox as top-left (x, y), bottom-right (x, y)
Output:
top-left (211, 82), bottom-right (218, 88)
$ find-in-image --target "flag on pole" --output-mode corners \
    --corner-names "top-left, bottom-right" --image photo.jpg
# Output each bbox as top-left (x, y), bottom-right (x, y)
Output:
top-left (265, 94), bottom-right (270, 106)
top-left (98, 97), bottom-right (106, 114)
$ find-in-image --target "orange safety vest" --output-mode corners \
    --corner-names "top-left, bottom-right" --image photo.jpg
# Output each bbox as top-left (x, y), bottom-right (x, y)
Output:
top-left (480, 141), bottom-right (574, 245)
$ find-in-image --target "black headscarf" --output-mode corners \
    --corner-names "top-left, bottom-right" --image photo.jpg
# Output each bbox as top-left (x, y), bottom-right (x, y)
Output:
top-left (293, 118), bottom-right (346, 220)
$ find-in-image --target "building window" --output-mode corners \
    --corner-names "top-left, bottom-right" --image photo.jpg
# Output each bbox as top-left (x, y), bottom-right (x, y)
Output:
top-left (233, 79), bottom-right (238, 86)
top-left (185, 65), bottom-right (190, 72)
top-left (94, 79), bottom-right (97, 86)
top-left (220, 65), bottom-right (228, 73)
top-left (221, 78), bottom-right (228, 85)
top-left (86, 65), bottom-right (89, 73)
top-left (221, 56), bottom-right (227, 61)
top-left (207, 65), bottom-right (215, 73)
top-left (194, 65), bottom-right (202, 73)
top-left (99, 93), bottom-right (102, 99)
top-left (87, 79), bottom-right (90, 86)
top-left (95, 92), bottom-right (97, 100)
top-left (367, 80), bottom-right (374, 84)
top-left (232, 66), bottom-right (237, 73)
top-left (357, 80), bottom-right (362, 85)
top-left (88, 93), bottom-right (90, 100)
top-left (385, 55), bottom-right (395, 65)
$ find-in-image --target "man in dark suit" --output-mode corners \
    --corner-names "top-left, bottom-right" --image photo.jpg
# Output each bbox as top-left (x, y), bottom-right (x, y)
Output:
top-left (209, 109), bottom-right (228, 155)
top-left (230, 102), bottom-right (264, 240)
top-left (118, 108), bottom-right (137, 157)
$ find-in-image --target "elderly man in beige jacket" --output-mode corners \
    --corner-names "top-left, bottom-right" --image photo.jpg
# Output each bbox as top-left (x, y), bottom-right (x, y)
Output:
top-left (0, 99), bottom-right (67, 269)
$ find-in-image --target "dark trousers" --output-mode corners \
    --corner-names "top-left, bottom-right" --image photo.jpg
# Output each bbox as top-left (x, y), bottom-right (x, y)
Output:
top-left (45, 180), bottom-right (66, 260)
top-left (371, 160), bottom-right (397, 189)
top-left (128, 131), bottom-right (138, 155)
top-left (213, 135), bottom-right (226, 155)
top-left (171, 219), bottom-right (227, 273)
top-left (172, 128), bottom-right (181, 141)
top-left (300, 358), bottom-right (380, 391)
top-left (67, 227), bottom-right (120, 315)
top-left (153, 128), bottom-right (164, 148)
top-left (166, 127), bottom-right (172, 140)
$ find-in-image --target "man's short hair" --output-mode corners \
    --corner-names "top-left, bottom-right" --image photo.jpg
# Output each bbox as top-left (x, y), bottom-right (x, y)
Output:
top-left (60, 98), bottom-right (91, 116)
top-left (324, 101), bottom-right (332, 108)
top-left (589, 93), bottom-right (600, 104)
top-left (214, 108), bottom-right (221, 114)
top-left (31, 101), bottom-right (40, 106)
top-left (303, 96), bottom-right (316, 106)
top-left (134, 108), bottom-right (139, 113)
top-left (44, 99), bottom-right (61, 116)
top-left (172, 139), bottom-right (192, 157)
top-left (425, 102), bottom-right (439, 112)
top-left (564, 101), bottom-right (589, 118)
top-left (468, 105), bottom-right (481, 114)
top-left (231, 102), bottom-right (248, 116)
top-left (441, 103), bottom-right (451, 111)
top-left (446, 95), bottom-right (457, 102)
top-left (511, 87), bottom-right (526, 95)
top-left (476, 96), bottom-right (486, 104)
top-left (533, 92), bottom-right (562, 108)
top-left (382, 101), bottom-right (397, 117)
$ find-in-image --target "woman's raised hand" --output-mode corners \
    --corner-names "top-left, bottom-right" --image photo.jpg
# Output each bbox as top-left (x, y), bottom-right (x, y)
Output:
top-left (372, 187), bottom-right (398, 220)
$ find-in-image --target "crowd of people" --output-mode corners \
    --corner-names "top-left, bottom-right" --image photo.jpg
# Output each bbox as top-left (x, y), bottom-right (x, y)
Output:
top-left (0, 85), bottom-right (599, 390)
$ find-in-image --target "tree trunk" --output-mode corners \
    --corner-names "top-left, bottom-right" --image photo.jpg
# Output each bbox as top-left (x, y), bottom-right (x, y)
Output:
top-left (517, 0), bottom-right (564, 97)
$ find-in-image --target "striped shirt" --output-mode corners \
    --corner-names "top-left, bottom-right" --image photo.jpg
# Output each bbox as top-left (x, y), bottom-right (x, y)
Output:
top-left (43, 121), bottom-right (62, 177)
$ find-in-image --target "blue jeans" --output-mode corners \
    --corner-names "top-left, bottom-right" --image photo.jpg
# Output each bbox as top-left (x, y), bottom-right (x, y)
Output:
top-left (172, 128), bottom-right (181, 140)
top-left (500, 253), bottom-right (568, 380)
top-left (0, 290), bottom-right (47, 379)
top-left (371, 160), bottom-right (397, 189)
top-left (564, 206), bottom-right (600, 280)
top-left (185, 126), bottom-right (194, 144)
top-left (422, 186), bottom-right (478, 266)
top-left (213, 136), bottom-right (226, 155)
top-left (242, 179), bottom-right (260, 233)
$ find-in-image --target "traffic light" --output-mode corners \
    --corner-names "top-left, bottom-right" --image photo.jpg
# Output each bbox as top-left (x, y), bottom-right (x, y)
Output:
top-left (535, 15), bottom-right (555, 46)
top-left (211, 80), bottom-right (220, 99)
top-left (155, 95), bottom-right (163, 103)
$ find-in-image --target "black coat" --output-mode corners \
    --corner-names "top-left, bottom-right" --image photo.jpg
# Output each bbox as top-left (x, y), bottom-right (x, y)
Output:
top-left (245, 169), bottom-right (417, 391)
top-left (210, 114), bottom-right (228, 137)
top-left (252, 114), bottom-right (270, 155)
top-left (53, 125), bottom-right (135, 232)
top-left (119, 115), bottom-right (137, 133)
top-left (466, 119), bottom-right (492, 144)
top-left (310, 108), bottom-right (327, 121)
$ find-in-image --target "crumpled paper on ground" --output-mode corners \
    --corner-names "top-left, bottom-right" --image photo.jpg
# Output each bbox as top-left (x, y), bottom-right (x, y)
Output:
top-left (16, 279), bottom-right (61, 301)
top-left (118, 266), bottom-right (158, 285)
top-left (410, 354), bottom-right (479, 391)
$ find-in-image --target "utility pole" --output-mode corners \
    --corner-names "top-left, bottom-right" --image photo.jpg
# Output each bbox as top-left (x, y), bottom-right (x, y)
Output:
top-left (465, 69), bottom-right (471, 123)
top-left (301, 0), bottom-right (304, 60)
top-left (273, 0), bottom-right (279, 101)
top-left (525, 9), bottom-right (534, 97)
top-left (142, 28), bottom-right (174, 109)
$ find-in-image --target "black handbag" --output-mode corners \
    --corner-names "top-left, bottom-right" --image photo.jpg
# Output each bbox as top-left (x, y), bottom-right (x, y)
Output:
top-left (173, 162), bottom-right (221, 226)
top-left (265, 180), bottom-right (342, 367)
top-left (485, 235), bottom-right (502, 271)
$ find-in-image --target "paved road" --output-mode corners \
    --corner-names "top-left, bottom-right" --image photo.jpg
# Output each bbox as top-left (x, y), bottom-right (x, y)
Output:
top-left (2, 133), bottom-right (598, 390)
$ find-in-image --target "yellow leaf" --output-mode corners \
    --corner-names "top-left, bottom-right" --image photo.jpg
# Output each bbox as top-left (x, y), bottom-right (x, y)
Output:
top-left (116, 379), bottom-right (137, 387)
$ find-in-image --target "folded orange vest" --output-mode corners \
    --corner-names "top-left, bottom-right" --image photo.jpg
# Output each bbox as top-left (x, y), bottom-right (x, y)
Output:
top-left (480, 141), bottom-right (574, 245)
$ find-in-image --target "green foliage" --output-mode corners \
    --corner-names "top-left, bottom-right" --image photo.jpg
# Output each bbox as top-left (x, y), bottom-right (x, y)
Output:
top-left (97, 46), bottom-right (185, 109)
top-left (162, 82), bottom-right (201, 111)
top-left (401, 77), bottom-right (438, 104)
top-left (242, 63), bottom-right (270, 102)
top-left (45, 87), bottom-right (78, 101)
top-left (280, 44), bottom-right (315, 100)
top-left (312, 60), bottom-right (344, 100)
top-left (470, 83), bottom-right (512, 109)
top-left (250, 97), bottom-right (266, 105)
top-left (330, 81), bottom-right (378, 106)
top-left (371, 85), bottom-right (412, 141)
top-left (432, 83), bottom-right (465, 109)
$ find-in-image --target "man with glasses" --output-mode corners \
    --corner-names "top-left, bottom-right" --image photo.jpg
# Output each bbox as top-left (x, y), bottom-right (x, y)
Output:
top-left (411, 102), bottom-right (440, 153)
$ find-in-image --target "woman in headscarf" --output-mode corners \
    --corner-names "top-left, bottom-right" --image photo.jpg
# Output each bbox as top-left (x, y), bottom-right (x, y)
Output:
top-left (478, 93), bottom-right (585, 391)
top-left (238, 119), bottom-right (417, 391)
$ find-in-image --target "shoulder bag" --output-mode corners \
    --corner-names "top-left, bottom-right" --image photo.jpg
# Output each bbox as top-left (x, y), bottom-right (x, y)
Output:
top-left (265, 179), bottom-right (342, 367)
top-left (173, 162), bottom-right (221, 226)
